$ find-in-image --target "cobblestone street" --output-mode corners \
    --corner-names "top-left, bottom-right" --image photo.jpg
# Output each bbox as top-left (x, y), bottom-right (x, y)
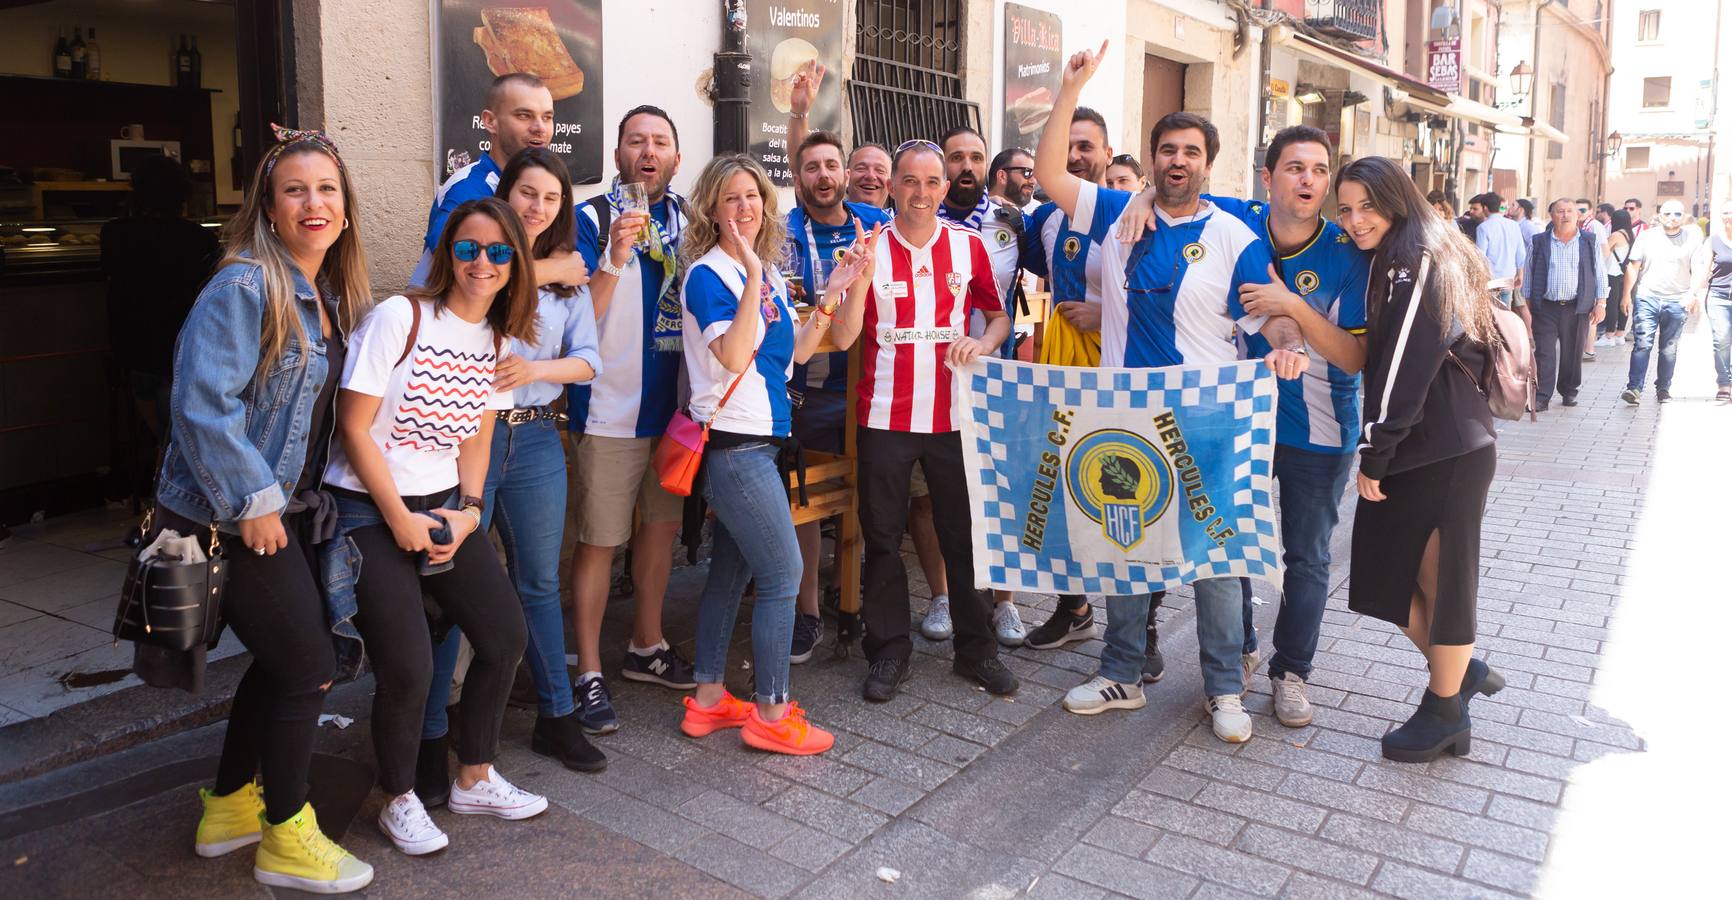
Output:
top-left (2, 325), bottom-right (1722, 899)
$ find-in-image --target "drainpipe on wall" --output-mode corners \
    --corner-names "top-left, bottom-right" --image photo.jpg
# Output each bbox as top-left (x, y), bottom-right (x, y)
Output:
top-left (714, 0), bottom-right (751, 155)
top-left (1524, 0), bottom-right (1553, 202)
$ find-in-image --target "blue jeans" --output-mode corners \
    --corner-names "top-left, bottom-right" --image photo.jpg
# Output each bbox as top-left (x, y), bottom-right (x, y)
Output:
top-left (695, 441), bottom-right (800, 704)
top-left (1102, 577), bottom-right (1244, 694)
top-left (1707, 294), bottom-right (1732, 387)
top-left (1266, 447), bottom-right (1354, 681)
top-left (423, 418), bottom-right (573, 738)
top-left (1626, 295), bottom-right (1689, 393)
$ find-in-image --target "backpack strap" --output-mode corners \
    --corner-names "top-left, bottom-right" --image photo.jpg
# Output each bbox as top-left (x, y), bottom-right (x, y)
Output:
top-left (394, 296), bottom-right (423, 369)
top-left (587, 194), bottom-right (613, 259)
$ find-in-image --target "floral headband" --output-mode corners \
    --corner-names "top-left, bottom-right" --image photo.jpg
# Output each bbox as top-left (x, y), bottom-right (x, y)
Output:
top-left (263, 123), bottom-right (342, 178)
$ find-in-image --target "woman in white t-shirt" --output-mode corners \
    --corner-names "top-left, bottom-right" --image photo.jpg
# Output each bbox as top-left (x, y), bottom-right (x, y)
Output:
top-left (325, 197), bottom-right (545, 855)
top-left (674, 154), bottom-right (874, 755)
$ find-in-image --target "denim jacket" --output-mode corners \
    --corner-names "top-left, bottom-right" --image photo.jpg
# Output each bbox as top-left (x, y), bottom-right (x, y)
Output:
top-left (157, 259), bottom-right (335, 529)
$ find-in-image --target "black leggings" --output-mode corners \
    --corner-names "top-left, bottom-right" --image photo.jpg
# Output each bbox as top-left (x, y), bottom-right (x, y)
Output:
top-left (347, 515), bottom-right (526, 795)
top-left (175, 510), bottom-right (336, 825)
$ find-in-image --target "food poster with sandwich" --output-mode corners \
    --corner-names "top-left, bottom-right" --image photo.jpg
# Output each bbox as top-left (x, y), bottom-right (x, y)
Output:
top-left (1001, 3), bottom-right (1061, 156)
top-left (436, 0), bottom-right (604, 184)
top-left (747, 0), bottom-right (844, 186)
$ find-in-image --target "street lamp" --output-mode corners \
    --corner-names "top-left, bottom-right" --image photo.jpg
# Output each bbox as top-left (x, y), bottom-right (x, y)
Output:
top-left (1497, 61), bottom-right (1533, 111)
top-left (1594, 131), bottom-right (1623, 161)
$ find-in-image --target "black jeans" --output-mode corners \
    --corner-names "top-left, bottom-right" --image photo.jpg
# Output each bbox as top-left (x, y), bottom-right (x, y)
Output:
top-left (857, 428), bottom-right (996, 665)
top-left (176, 510), bottom-right (336, 825)
top-left (346, 501), bottom-right (527, 796)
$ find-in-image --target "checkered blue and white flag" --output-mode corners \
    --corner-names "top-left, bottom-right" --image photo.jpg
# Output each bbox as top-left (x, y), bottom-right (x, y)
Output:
top-left (958, 357), bottom-right (1283, 596)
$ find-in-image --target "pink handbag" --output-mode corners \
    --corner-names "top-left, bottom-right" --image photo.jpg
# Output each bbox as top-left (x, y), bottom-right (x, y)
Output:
top-left (654, 349), bottom-right (757, 496)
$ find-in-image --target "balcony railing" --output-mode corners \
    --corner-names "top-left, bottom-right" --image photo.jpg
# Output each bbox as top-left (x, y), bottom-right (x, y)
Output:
top-left (1306, 0), bottom-right (1379, 42)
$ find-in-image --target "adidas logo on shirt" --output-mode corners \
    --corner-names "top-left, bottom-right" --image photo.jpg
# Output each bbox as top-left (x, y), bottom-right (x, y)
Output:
top-left (914, 264), bottom-right (932, 278)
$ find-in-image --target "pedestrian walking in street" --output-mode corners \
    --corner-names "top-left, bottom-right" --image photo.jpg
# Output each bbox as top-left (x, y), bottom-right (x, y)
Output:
top-left (1336, 156), bottom-right (1505, 764)
top-left (1700, 199), bottom-right (1732, 402)
top-left (156, 127), bottom-right (375, 892)
top-left (1521, 199), bottom-right (1608, 410)
top-left (1597, 209), bottom-right (1636, 346)
top-left (1468, 192), bottom-right (1530, 335)
top-left (415, 148), bottom-right (607, 785)
top-left (676, 154), bottom-right (872, 754)
top-left (1621, 200), bottom-right (1706, 405)
top-left (326, 197), bottom-right (547, 855)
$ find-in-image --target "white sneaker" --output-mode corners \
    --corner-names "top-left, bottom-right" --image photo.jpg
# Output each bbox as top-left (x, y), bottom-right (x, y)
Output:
top-left (378, 792), bottom-right (448, 856)
top-left (1062, 675), bottom-right (1147, 715)
top-left (447, 766), bottom-right (548, 820)
top-left (1595, 335), bottom-right (1613, 347)
top-left (1240, 648), bottom-right (1260, 697)
top-left (920, 595), bottom-right (954, 641)
top-left (992, 603), bottom-right (1027, 647)
top-left (1207, 694), bottom-right (1254, 743)
top-left (1271, 672), bottom-right (1313, 727)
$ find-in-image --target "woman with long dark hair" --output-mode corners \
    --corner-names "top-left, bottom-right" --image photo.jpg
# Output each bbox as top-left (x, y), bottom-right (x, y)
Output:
top-left (1597, 208), bottom-right (1636, 344)
top-left (416, 148), bottom-right (605, 796)
top-left (1335, 157), bottom-right (1506, 763)
top-left (325, 197), bottom-right (545, 854)
top-left (156, 128), bottom-right (374, 891)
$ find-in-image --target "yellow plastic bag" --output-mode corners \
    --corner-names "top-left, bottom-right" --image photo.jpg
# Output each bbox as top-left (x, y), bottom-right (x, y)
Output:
top-left (1038, 305), bottom-right (1102, 367)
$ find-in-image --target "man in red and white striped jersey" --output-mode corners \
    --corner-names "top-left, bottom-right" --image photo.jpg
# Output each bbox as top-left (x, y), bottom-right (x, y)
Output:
top-left (829, 140), bottom-right (1020, 702)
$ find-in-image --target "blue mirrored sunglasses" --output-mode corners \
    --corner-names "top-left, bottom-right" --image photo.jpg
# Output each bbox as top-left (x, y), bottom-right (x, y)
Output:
top-left (453, 239), bottom-right (514, 264)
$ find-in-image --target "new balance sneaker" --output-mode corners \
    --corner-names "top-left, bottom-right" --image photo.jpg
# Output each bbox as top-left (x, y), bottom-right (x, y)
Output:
top-left (790, 613), bottom-right (823, 664)
top-left (254, 803), bottom-right (373, 893)
top-left (681, 691), bottom-right (754, 737)
top-left (194, 781), bottom-right (265, 858)
top-left (447, 766), bottom-right (548, 820)
top-left (1621, 388), bottom-right (1641, 406)
top-left (741, 702), bottom-right (834, 755)
top-left (622, 641), bottom-right (697, 689)
top-left (1062, 675), bottom-right (1146, 715)
top-left (862, 657), bottom-right (911, 702)
top-left (1207, 694), bottom-right (1254, 743)
top-left (920, 595), bottom-right (954, 641)
top-left (1271, 672), bottom-right (1313, 727)
top-left (531, 712), bottom-right (607, 772)
top-left (1024, 603), bottom-right (1096, 650)
top-left (954, 656), bottom-right (1020, 694)
top-left (1240, 649), bottom-right (1260, 697)
top-left (378, 792), bottom-right (448, 856)
top-left (575, 675), bottom-right (620, 735)
top-left (992, 603), bottom-right (1027, 647)
top-left (1657, 388), bottom-right (1672, 403)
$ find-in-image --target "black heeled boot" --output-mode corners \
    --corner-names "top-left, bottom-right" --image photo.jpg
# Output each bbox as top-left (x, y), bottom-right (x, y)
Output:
top-left (414, 733), bottom-right (451, 808)
top-left (1381, 690), bottom-right (1471, 763)
top-left (1460, 658), bottom-right (1506, 705)
top-left (532, 712), bottom-right (608, 773)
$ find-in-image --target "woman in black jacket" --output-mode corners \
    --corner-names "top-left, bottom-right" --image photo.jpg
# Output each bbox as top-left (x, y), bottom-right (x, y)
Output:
top-left (1336, 156), bottom-right (1506, 763)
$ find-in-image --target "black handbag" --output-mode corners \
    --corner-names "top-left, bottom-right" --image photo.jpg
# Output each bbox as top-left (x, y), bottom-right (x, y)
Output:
top-left (113, 508), bottom-right (228, 652)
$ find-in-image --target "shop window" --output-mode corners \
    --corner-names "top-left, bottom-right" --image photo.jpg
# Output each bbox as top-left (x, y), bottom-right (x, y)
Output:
top-left (1624, 146), bottom-right (1650, 170)
top-left (1643, 77), bottom-right (1671, 109)
top-left (1637, 10), bottom-right (1661, 42)
top-left (850, 0), bottom-right (980, 149)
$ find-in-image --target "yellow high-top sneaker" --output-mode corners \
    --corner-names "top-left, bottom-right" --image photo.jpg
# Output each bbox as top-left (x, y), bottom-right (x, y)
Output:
top-left (194, 782), bottom-right (265, 858)
top-left (253, 803), bottom-right (374, 894)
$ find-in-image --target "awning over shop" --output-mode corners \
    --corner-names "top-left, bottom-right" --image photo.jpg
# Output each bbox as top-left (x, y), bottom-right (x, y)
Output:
top-left (1519, 120), bottom-right (1570, 143)
top-left (1399, 92), bottom-right (1525, 130)
top-left (1270, 27), bottom-right (1450, 107)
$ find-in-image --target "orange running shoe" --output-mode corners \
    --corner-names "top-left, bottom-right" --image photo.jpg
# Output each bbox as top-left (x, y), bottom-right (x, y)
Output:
top-left (741, 702), bottom-right (834, 756)
top-left (680, 691), bottom-right (753, 737)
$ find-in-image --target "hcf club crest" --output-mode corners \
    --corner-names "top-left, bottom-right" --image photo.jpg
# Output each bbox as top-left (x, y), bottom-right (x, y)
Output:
top-left (1066, 430), bottom-right (1173, 550)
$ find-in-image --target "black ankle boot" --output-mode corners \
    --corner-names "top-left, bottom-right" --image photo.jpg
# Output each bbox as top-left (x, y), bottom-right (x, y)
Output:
top-left (415, 734), bottom-right (451, 808)
top-left (1460, 658), bottom-right (1505, 706)
top-left (532, 712), bottom-right (608, 773)
top-left (1381, 690), bottom-right (1471, 763)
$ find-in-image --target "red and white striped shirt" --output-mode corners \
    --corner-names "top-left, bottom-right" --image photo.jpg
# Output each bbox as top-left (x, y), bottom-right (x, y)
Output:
top-left (857, 219), bottom-right (1003, 433)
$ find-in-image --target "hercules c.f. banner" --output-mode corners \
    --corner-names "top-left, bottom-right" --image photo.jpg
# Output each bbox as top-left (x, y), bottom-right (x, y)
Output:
top-left (958, 357), bottom-right (1283, 595)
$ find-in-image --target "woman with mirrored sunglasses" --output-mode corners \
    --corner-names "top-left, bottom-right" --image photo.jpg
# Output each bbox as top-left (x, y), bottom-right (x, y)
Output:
top-left (414, 148), bottom-right (606, 796)
top-left (322, 197), bottom-right (547, 855)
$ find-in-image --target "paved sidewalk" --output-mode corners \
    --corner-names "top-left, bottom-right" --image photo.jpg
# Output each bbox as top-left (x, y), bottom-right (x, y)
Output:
top-left (3, 324), bottom-right (1721, 898)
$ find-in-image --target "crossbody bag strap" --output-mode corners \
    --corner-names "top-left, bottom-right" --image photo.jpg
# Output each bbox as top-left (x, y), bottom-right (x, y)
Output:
top-left (394, 296), bottom-right (423, 369)
top-left (703, 346), bottom-right (760, 436)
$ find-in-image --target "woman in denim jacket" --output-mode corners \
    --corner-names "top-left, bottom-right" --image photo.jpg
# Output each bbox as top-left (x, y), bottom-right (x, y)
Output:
top-left (155, 129), bottom-right (376, 892)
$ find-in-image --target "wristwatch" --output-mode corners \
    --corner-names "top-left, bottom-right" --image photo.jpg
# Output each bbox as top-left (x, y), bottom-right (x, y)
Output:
top-left (599, 253), bottom-right (629, 278)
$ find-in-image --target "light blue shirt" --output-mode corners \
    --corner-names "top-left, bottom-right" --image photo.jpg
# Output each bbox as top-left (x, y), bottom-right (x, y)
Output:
top-left (1475, 213), bottom-right (1527, 281)
top-left (1520, 228), bottom-right (1609, 302)
top-left (504, 287), bottom-right (603, 408)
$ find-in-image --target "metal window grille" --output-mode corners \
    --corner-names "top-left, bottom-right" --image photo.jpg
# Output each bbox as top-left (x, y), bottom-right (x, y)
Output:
top-left (850, 0), bottom-right (980, 149)
top-left (1304, 0), bottom-right (1380, 43)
